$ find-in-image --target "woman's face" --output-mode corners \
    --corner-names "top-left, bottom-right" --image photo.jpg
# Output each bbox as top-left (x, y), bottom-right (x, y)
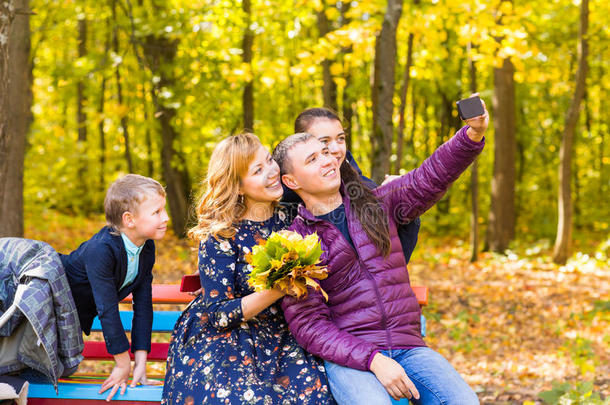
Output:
top-left (305, 118), bottom-right (346, 165)
top-left (240, 145), bottom-right (283, 208)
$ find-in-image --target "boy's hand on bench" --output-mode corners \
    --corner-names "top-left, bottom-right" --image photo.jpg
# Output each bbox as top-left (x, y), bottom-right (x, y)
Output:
top-left (131, 350), bottom-right (163, 387)
top-left (100, 351), bottom-right (131, 401)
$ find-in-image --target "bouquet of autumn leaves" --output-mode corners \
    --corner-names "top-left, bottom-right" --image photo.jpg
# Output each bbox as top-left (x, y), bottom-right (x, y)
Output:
top-left (247, 230), bottom-right (329, 300)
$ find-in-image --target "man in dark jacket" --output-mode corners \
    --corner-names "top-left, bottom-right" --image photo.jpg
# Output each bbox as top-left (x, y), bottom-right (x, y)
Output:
top-left (273, 110), bottom-right (488, 405)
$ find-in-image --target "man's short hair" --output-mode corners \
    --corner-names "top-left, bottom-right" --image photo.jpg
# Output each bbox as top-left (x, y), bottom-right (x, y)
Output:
top-left (104, 174), bottom-right (165, 231)
top-left (272, 132), bottom-right (315, 175)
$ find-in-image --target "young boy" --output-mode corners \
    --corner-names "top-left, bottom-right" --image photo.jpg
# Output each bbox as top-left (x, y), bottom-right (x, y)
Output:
top-left (60, 174), bottom-right (169, 401)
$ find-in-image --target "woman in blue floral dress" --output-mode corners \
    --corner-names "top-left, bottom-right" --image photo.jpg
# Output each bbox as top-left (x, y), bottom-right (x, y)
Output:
top-left (162, 133), bottom-right (334, 405)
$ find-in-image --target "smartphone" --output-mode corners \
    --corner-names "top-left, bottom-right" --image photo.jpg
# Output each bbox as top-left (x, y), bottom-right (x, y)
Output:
top-left (180, 274), bottom-right (201, 292)
top-left (456, 96), bottom-right (485, 120)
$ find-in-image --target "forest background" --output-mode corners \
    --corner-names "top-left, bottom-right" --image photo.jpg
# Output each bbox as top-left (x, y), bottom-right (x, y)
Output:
top-left (0, 0), bottom-right (608, 403)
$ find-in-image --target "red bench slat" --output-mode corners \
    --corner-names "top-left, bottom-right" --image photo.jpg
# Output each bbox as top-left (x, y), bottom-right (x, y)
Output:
top-left (82, 341), bottom-right (169, 362)
top-left (411, 285), bottom-right (428, 306)
top-left (176, 275), bottom-right (429, 306)
top-left (123, 284), bottom-right (193, 304)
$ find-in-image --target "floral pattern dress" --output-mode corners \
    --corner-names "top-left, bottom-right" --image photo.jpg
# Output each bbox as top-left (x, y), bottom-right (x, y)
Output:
top-left (162, 208), bottom-right (335, 405)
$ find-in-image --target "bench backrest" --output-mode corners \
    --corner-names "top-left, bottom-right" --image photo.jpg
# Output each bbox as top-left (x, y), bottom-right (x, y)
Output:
top-left (27, 281), bottom-right (428, 404)
top-left (84, 283), bottom-right (427, 362)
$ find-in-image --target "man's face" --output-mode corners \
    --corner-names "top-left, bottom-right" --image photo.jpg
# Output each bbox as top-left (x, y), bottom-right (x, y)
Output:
top-left (282, 138), bottom-right (341, 197)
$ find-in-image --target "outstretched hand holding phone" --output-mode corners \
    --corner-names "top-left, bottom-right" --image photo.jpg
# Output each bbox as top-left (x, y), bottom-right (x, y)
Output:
top-left (457, 93), bottom-right (489, 142)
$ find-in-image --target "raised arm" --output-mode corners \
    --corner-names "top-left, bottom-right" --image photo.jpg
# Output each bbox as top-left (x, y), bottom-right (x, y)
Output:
top-left (377, 125), bottom-right (485, 224)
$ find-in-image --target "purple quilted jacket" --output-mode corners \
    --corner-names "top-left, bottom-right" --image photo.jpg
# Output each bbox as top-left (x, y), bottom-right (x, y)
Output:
top-left (281, 125), bottom-right (484, 371)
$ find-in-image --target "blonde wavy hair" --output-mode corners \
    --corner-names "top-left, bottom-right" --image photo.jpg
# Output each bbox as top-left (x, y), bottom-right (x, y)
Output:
top-left (188, 132), bottom-right (263, 242)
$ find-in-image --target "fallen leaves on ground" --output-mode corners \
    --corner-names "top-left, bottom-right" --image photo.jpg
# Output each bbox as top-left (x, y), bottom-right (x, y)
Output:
top-left (409, 235), bottom-right (609, 404)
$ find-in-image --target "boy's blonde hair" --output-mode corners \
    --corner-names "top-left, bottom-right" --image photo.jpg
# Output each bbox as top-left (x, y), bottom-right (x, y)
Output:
top-left (104, 174), bottom-right (166, 231)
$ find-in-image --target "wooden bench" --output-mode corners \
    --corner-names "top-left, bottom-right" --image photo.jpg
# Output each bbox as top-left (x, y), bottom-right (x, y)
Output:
top-left (26, 283), bottom-right (428, 404)
top-left (26, 285), bottom-right (193, 404)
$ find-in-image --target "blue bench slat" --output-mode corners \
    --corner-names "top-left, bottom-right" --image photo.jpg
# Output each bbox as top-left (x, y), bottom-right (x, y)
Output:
top-left (91, 311), bottom-right (180, 333)
top-left (91, 312), bottom-right (426, 336)
top-left (27, 382), bottom-right (163, 401)
top-left (421, 314), bottom-right (426, 337)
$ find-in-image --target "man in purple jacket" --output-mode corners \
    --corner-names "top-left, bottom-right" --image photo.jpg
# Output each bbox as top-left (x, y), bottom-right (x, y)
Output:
top-left (272, 106), bottom-right (488, 405)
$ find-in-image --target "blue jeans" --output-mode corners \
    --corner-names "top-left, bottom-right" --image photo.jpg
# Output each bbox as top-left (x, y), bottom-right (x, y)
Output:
top-left (324, 347), bottom-right (478, 405)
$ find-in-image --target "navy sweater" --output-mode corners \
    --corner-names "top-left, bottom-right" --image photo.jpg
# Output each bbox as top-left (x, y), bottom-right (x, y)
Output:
top-left (60, 226), bottom-right (154, 355)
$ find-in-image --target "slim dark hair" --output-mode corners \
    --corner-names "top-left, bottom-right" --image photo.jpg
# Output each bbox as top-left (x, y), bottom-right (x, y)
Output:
top-left (339, 160), bottom-right (391, 257)
top-left (294, 107), bottom-right (341, 133)
top-left (290, 108), bottom-right (392, 257)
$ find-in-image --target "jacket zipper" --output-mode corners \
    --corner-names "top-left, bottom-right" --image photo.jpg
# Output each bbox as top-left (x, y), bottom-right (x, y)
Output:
top-left (359, 258), bottom-right (394, 354)
top-left (313, 219), bottom-right (394, 353)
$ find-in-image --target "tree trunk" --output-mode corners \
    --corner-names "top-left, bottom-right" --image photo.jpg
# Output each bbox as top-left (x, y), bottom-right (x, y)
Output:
top-left (143, 84), bottom-right (154, 177)
top-left (486, 57), bottom-right (516, 253)
top-left (394, 0), bottom-right (420, 174)
top-left (242, 0), bottom-right (254, 131)
top-left (435, 74), bottom-right (462, 218)
top-left (468, 46), bottom-right (479, 262)
top-left (153, 91), bottom-right (190, 237)
top-left (98, 18), bottom-right (109, 190)
top-left (408, 82), bottom-right (417, 165)
top-left (0, 0), bottom-right (30, 237)
top-left (339, 1), bottom-right (353, 150)
top-left (435, 89), bottom-right (453, 219)
top-left (422, 95), bottom-right (430, 159)
top-left (112, 0), bottom-right (133, 172)
top-left (0, 3), bottom-right (12, 209)
top-left (553, 0), bottom-right (589, 264)
top-left (77, 18), bottom-right (87, 145)
top-left (575, 89), bottom-right (592, 228)
top-left (370, 0), bottom-right (403, 183)
top-left (98, 75), bottom-right (106, 188)
top-left (142, 33), bottom-right (190, 237)
top-left (342, 82), bottom-right (354, 151)
top-left (76, 17), bottom-right (88, 210)
top-left (318, 0), bottom-right (337, 111)
top-left (600, 58), bottom-right (606, 196)
top-left (394, 31), bottom-right (414, 174)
